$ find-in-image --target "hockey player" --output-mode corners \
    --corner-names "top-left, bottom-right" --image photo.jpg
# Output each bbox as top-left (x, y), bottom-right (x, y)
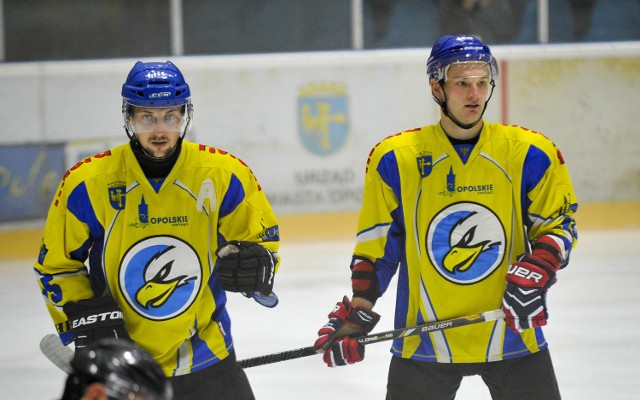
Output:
top-left (35, 60), bottom-right (280, 399)
top-left (60, 338), bottom-right (171, 400)
top-left (314, 35), bottom-right (578, 399)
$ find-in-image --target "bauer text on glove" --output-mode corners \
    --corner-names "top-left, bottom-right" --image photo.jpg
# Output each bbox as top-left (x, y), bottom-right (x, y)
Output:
top-left (502, 235), bottom-right (566, 333)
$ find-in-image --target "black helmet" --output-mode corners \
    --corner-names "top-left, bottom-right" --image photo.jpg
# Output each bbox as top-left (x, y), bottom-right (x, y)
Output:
top-left (61, 338), bottom-right (172, 400)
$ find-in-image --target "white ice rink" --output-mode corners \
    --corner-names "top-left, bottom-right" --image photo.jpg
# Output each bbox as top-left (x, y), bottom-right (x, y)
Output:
top-left (2, 229), bottom-right (639, 400)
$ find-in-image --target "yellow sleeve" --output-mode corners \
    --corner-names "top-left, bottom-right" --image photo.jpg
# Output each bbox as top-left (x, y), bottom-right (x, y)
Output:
top-left (34, 172), bottom-right (95, 339)
top-left (525, 137), bottom-right (578, 254)
top-left (215, 153), bottom-right (281, 271)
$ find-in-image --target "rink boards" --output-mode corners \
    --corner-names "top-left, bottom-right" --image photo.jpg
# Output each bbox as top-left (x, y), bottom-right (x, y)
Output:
top-left (1, 201), bottom-right (638, 261)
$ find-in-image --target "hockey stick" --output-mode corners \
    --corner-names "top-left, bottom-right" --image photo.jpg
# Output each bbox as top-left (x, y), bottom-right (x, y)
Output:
top-left (40, 333), bottom-right (74, 374)
top-left (40, 310), bottom-right (504, 371)
top-left (238, 309), bottom-right (505, 368)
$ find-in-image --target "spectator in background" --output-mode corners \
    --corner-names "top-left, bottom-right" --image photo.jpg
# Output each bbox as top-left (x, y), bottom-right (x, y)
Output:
top-left (369, 0), bottom-right (396, 42)
top-left (569, 0), bottom-right (597, 40)
top-left (437, 0), bottom-right (529, 43)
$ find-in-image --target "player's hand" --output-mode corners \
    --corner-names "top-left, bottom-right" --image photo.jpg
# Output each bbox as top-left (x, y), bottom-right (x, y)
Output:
top-left (63, 296), bottom-right (131, 351)
top-left (314, 296), bottom-right (380, 367)
top-left (216, 241), bottom-right (275, 295)
top-left (502, 235), bottom-right (564, 332)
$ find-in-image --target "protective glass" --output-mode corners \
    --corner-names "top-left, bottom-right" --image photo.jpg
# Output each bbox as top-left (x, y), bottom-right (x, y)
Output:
top-left (430, 54), bottom-right (498, 82)
top-left (125, 102), bottom-right (192, 136)
top-left (444, 62), bottom-right (493, 82)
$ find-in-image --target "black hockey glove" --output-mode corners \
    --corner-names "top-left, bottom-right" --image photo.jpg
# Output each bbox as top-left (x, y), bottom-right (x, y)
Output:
top-left (216, 241), bottom-right (275, 295)
top-left (63, 296), bottom-right (131, 351)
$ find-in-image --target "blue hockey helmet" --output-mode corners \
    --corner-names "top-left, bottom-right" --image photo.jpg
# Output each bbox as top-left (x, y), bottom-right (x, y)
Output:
top-left (427, 35), bottom-right (498, 82)
top-left (122, 61), bottom-right (193, 140)
top-left (122, 61), bottom-right (191, 108)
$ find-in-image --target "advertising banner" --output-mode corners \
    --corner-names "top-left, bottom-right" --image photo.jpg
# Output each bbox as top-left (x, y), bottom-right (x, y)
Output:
top-left (0, 144), bottom-right (65, 221)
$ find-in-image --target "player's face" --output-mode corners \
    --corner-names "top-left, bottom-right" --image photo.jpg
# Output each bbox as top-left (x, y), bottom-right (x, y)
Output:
top-left (80, 382), bottom-right (154, 400)
top-left (440, 62), bottom-right (492, 126)
top-left (130, 107), bottom-right (183, 159)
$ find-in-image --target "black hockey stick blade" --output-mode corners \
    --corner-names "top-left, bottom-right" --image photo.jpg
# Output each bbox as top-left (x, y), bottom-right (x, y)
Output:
top-left (238, 309), bottom-right (505, 368)
top-left (40, 333), bottom-right (74, 374)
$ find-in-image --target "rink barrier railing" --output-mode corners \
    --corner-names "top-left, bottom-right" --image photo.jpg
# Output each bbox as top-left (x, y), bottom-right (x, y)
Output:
top-left (1, 201), bottom-right (638, 261)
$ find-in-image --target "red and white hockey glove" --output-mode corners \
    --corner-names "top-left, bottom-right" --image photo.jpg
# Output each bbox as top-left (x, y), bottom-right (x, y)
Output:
top-left (313, 296), bottom-right (380, 367)
top-left (502, 235), bottom-right (565, 333)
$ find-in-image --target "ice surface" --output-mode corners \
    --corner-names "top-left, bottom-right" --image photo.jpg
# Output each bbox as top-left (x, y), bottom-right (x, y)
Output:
top-left (2, 230), bottom-right (639, 399)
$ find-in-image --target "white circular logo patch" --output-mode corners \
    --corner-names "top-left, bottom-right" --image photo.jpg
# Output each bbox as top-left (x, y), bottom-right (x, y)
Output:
top-left (426, 202), bottom-right (505, 284)
top-left (119, 236), bottom-right (202, 320)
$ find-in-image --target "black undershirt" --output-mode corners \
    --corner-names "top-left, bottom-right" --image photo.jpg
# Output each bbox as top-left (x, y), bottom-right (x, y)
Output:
top-left (130, 140), bottom-right (182, 179)
top-left (447, 134), bottom-right (480, 146)
top-left (446, 134), bottom-right (479, 164)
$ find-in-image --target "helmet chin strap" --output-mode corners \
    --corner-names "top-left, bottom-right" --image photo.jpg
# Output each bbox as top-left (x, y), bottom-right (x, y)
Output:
top-left (434, 81), bottom-right (495, 130)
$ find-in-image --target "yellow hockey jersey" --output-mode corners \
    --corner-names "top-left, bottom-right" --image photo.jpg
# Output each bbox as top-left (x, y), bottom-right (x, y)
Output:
top-left (35, 141), bottom-right (280, 376)
top-left (354, 122), bottom-right (577, 363)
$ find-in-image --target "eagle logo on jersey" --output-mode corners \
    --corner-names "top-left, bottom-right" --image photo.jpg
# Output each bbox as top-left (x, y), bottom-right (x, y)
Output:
top-left (119, 236), bottom-right (202, 320)
top-left (442, 224), bottom-right (499, 273)
top-left (135, 245), bottom-right (197, 309)
top-left (426, 202), bottom-right (505, 284)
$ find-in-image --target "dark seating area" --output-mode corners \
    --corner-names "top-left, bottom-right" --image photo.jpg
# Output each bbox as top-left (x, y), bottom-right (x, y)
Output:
top-left (2, 0), bottom-right (639, 62)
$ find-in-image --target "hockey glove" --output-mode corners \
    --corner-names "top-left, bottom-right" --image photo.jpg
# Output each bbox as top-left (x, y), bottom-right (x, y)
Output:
top-left (313, 296), bottom-right (380, 367)
top-left (216, 241), bottom-right (275, 295)
top-left (502, 235), bottom-right (565, 333)
top-left (63, 296), bottom-right (131, 351)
